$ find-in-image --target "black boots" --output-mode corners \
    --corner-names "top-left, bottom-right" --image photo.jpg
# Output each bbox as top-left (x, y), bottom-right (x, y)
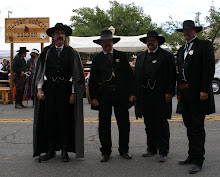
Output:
top-left (41, 150), bottom-right (56, 161)
top-left (61, 145), bottom-right (70, 162)
top-left (41, 146), bottom-right (69, 162)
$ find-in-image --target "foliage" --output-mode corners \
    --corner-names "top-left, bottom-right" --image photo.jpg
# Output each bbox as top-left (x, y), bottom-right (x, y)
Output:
top-left (205, 5), bottom-right (220, 51)
top-left (70, 0), bottom-right (159, 36)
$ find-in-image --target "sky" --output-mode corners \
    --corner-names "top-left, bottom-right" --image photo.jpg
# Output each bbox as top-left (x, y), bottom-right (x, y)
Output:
top-left (0, 0), bottom-right (220, 51)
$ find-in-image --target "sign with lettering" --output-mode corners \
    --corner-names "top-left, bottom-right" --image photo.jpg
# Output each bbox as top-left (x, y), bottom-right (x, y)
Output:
top-left (5, 17), bottom-right (50, 43)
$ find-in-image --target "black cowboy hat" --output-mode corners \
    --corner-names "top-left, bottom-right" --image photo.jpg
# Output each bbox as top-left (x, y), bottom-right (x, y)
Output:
top-left (46, 23), bottom-right (72, 37)
top-left (139, 30), bottom-right (165, 46)
top-left (93, 30), bottom-right (120, 45)
top-left (16, 47), bottom-right (29, 53)
top-left (176, 20), bottom-right (203, 33)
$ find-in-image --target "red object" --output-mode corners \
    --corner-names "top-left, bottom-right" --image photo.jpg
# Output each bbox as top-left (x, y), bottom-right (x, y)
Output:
top-left (24, 26), bottom-right (28, 31)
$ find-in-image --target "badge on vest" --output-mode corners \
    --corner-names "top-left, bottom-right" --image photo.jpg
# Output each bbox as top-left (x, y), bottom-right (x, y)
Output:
top-left (189, 50), bottom-right (194, 55)
top-left (152, 60), bottom-right (157, 64)
top-left (115, 59), bottom-right (120, 63)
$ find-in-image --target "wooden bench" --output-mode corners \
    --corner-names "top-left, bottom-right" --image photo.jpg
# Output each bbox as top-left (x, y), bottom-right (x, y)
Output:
top-left (0, 87), bottom-right (11, 105)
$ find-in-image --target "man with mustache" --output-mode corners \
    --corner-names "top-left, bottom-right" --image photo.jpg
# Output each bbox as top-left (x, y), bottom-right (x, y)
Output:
top-left (135, 30), bottom-right (175, 162)
top-left (176, 20), bottom-right (215, 174)
top-left (89, 29), bottom-right (135, 162)
top-left (33, 23), bottom-right (85, 162)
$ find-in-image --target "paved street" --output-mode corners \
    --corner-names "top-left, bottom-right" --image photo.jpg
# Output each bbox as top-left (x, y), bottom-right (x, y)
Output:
top-left (0, 96), bottom-right (220, 177)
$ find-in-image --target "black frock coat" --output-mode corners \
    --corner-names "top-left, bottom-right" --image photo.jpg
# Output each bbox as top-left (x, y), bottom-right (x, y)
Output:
top-left (89, 49), bottom-right (135, 109)
top-left (176, 38), bottom-right (215, 115)
top-left (135, 47), bottom-right (176, 118)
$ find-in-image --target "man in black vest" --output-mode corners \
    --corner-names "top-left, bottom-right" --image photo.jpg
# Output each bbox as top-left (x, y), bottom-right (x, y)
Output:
top-left (0, 59), bottom-right (10, 80)
top-left (89, 30), bottom-right (135, 162)
top-left (12, 47), bottom-right (29, 109)
top-left (176, 20), bottom-right (215, 174)
top-left (135, 31), bottom-right (175, 162)
top-left (33, 23), bottom-right (85, 162)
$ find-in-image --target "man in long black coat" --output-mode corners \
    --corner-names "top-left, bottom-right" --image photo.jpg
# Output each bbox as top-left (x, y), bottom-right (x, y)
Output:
top-left (89, 30), bottom-right (135, 162)
top-left (33, 23), bottom-right (85, 162)
top-left (176, 20), bottom-right (215, 174)
top-left (135, 31), bottom-right (175, 162)
top-left (12, 47), bottom-right (30, 109)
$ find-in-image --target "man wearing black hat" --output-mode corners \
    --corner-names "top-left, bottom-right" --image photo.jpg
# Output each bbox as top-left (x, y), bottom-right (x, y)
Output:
top-left (176, 20), bottom-right (215, 174)
top-left (89, 29), bottom-right (135, 162)
top-left (135, 31), bottom-right (175, 162)
top-left (12, 47), bottom-right (29, 109)
top-left (33, 23), bottom-right (85, 162)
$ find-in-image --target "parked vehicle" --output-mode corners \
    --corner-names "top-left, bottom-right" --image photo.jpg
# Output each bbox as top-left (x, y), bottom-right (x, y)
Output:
top-left (212, 60), bottom-right (220, 94)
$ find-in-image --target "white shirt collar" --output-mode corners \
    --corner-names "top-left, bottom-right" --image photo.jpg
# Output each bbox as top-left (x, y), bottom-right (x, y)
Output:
top-left (103, 49), bottom-right (113, 55)
top-left (55, 44), bottom-right (64, 50)
top-left (148, 47), bottom-right (158, 54)
top-left (186, 36), bottom-right (197, 44)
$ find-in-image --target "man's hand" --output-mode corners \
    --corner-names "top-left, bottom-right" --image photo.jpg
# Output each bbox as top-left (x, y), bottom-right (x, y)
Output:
top-left (129, 96), bottom-right (136, 102)
top-left (200, 92), bottom-right (208, 101)
top-left (4, 71), bottom-right (9, 74)
top-left (165, 94), bottom-right (172, 103)
top-left (91, 99), bottom-right (99, 107)
top-left (37, 88), bottom-right (45, 100)
top-left (70, 93), bottom-right (75, 104)
top-left (177, 94), bottom-right (180, 102)
top-left (20, 71), bottom-right (25, 76)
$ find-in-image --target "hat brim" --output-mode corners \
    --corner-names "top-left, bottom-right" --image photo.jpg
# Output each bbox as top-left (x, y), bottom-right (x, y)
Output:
top-left (46, 25), bottom-right (72, 37)
top-left (93, 37), bottom-right (121, 45)
top-left (176, 26), bottom-right (203, 33)
top-left (16, 49), bottom-right (29, 52)
top-left (139, 36), bottom-right (165, 46)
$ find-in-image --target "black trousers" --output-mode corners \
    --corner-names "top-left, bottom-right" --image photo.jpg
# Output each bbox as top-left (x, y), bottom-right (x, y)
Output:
top-left (142, 89), bottom-right (170, 156)
top-left (180, 89), bottom-right (205, 167)
top-left (14, 74), bottom-right (26, 105)
top-left (44, 84), bottom-right (72, 149)
top-left (98, 87), bottom-right (130, 156)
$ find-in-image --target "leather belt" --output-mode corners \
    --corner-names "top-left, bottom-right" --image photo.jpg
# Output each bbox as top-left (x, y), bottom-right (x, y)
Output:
top-left (178, 83), bottom-right (189, 90)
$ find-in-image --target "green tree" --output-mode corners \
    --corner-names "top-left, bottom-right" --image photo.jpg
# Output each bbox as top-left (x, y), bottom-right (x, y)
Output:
top-left (161, 17), bottom-right (184, 53)
top-left (70, 6), bottom-right (111, 36)
top-left (70, 0), bottom-right (159, 36)
top-left (205, 5), bottom-right (220, 51)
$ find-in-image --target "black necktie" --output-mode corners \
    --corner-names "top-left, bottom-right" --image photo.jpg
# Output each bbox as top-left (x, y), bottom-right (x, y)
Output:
top-left (56, 48), bottom-right (61, 57)
top-left (149, 52), bottom-right (154, 57)
top-left (184, 38), bottom-right (196, 51)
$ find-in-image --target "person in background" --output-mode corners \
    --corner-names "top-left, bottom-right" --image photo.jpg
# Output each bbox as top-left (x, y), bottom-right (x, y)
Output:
top-left (24, 48), bottom-right (40, 106)
top-left (130, 55), bottom-right (137, 71)
top-left (12, 47), bottom-right (29, 109)
top-left (0, 59), bottom-right (10, 81)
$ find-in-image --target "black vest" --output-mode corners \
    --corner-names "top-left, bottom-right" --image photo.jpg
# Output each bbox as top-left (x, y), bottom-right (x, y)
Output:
top-left (143, 51), bottom-right (159, 86)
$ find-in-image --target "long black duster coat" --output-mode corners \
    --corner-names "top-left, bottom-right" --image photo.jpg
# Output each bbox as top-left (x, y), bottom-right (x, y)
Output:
top-left (33, 45), bottom-right (85, 158)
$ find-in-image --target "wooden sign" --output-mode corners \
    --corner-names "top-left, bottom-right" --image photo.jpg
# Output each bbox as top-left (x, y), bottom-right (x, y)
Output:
top-left (5, 17), bottom-right (50, 43)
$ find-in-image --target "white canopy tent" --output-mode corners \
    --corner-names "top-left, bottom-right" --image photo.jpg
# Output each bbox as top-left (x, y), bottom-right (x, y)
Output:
top-left (69, 34), bottom-right (149, 54)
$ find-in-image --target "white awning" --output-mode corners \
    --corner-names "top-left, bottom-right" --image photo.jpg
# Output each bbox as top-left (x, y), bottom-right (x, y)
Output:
top-left (69, 34), bottom-right (148, 53)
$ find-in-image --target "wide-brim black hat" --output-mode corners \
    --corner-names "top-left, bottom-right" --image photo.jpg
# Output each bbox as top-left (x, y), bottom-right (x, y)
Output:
top-left (139, 30), bottom-right (165, 46)
top-left (93, 30), bottom-right (120, 45)
top-left (46, 23), bottom-right (72, 37)
top-left (16, 47), bottom-right (29, 53)
top-left (176, 20), bottom-right (203, 33)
